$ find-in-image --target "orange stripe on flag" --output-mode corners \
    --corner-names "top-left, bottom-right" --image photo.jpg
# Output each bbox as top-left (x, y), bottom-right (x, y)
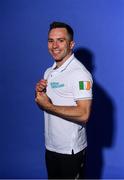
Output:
top-left (86, 81), bottom-right (91, 90)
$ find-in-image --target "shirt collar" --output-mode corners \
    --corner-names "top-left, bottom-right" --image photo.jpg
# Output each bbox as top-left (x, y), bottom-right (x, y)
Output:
top-left (51, 54), bottom-right (74, 72)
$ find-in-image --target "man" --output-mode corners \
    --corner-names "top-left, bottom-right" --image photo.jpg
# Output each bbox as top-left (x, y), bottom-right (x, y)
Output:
top-left (35, 21), bottom-right (93, 179)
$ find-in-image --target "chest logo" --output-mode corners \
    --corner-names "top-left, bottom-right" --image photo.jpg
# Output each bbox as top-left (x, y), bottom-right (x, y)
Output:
top-left (50, 82), bottom-right (64, 89)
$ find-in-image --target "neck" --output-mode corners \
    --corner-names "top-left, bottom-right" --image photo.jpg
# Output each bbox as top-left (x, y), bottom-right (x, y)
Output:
top-left (55, 53), bottom-right (72, 68)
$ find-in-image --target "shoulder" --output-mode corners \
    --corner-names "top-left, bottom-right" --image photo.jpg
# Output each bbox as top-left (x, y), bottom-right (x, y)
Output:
top-left (44, 67), bottom-right (52, 79)
top-left (68, 57), bottom-right (93, 82)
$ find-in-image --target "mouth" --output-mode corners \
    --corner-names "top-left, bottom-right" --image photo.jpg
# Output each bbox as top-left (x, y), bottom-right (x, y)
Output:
top-left (51, 50), bottom-right (61, 56)
top-left (52, 49), bottom-right (60, 53)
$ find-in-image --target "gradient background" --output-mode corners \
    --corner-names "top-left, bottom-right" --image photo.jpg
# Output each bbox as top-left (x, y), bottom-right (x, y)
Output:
top-left (1, 0), bottom-right (124, 179)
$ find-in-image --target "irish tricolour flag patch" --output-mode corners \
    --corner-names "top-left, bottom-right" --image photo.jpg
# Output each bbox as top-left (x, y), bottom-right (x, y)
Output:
top-left (79, 81), bottom-right (91, 90)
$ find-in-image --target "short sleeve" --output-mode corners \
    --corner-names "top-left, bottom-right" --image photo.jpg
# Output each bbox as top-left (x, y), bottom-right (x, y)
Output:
top-left (70, 70), bottom-right (93, 101)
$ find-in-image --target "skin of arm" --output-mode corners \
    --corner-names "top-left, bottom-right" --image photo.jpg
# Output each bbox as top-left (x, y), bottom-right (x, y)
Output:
top-left (35, 91), bottom-right (92, 123)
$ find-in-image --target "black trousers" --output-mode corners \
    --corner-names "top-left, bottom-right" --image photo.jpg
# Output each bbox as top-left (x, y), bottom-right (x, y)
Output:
top-left (45, 148), bottom-right (86, 179)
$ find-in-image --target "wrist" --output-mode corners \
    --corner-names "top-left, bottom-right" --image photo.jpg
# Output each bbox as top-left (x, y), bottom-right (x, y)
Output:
top-left (44, 102), bottom-right (53, 111)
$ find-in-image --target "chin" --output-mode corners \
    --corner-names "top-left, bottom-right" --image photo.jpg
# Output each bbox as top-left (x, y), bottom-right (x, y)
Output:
top-left (54, 58), bottom-right (63, 62)
top-left (52, 56), bottom-right (62, 61)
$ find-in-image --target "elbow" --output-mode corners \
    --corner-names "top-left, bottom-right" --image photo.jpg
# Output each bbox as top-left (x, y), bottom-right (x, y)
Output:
top-left (80, 112), bottom-right (90, 123)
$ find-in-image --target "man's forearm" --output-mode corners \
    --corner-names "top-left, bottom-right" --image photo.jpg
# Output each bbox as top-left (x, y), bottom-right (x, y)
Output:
top-left (45, 103), bottom-right (91, 123)
top-left (35, 91), bottom-right (91, 123)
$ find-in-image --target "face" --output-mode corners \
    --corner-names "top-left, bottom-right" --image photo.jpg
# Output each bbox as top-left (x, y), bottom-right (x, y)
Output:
top-left (48, 28), bottom-right (74, 64)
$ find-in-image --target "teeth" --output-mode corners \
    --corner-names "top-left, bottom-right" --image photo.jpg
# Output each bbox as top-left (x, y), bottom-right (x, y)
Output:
top-left (53, 50), bottom-right (60, 54)
top-left (53, 50), bottom-right (60, 52)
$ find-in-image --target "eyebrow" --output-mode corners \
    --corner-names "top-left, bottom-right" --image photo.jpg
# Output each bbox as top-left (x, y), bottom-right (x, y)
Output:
top-left (48, 37), bottom-right (67, 41)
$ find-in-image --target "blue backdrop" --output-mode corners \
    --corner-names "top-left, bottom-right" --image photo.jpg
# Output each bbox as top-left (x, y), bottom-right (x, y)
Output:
top-left (1, 0), bottom-right (124, 179)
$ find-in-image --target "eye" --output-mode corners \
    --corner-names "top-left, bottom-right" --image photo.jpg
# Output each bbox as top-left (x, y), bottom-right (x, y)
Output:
top-left (58, 39), bottom-right (65, 42)
top-left (48, 39), bottom-right (53, 43)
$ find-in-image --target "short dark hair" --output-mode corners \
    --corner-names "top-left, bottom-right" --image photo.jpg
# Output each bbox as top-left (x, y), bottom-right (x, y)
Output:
top-left (49, 21), bottom-right (74, 41)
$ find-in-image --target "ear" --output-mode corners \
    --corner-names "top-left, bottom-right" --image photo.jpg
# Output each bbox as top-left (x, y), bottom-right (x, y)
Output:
top-left (70, 41), bottom-right (75, 50)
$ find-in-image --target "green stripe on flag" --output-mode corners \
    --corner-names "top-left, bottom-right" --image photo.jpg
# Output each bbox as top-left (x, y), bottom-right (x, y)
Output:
top-left (79, 81), bottom-right (84, 90)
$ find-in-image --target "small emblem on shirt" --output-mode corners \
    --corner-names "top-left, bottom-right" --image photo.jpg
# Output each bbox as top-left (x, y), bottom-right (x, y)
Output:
top-left (79, 81), bottom-right (91, 90)
top-left (50, 82), bottom-right (64, 88)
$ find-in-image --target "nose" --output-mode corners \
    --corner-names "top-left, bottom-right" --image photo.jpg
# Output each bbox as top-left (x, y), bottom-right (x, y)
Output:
top-left (52, 41), bottom-right (58, 48)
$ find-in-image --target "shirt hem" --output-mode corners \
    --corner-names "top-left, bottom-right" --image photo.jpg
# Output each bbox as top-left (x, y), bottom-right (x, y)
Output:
top-left (45, 144), bottom-right (87, 155)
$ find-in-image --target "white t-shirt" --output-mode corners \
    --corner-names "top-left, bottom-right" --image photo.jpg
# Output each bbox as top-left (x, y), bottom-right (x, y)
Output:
top-left (44, 54), bottom-right (93, 154)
